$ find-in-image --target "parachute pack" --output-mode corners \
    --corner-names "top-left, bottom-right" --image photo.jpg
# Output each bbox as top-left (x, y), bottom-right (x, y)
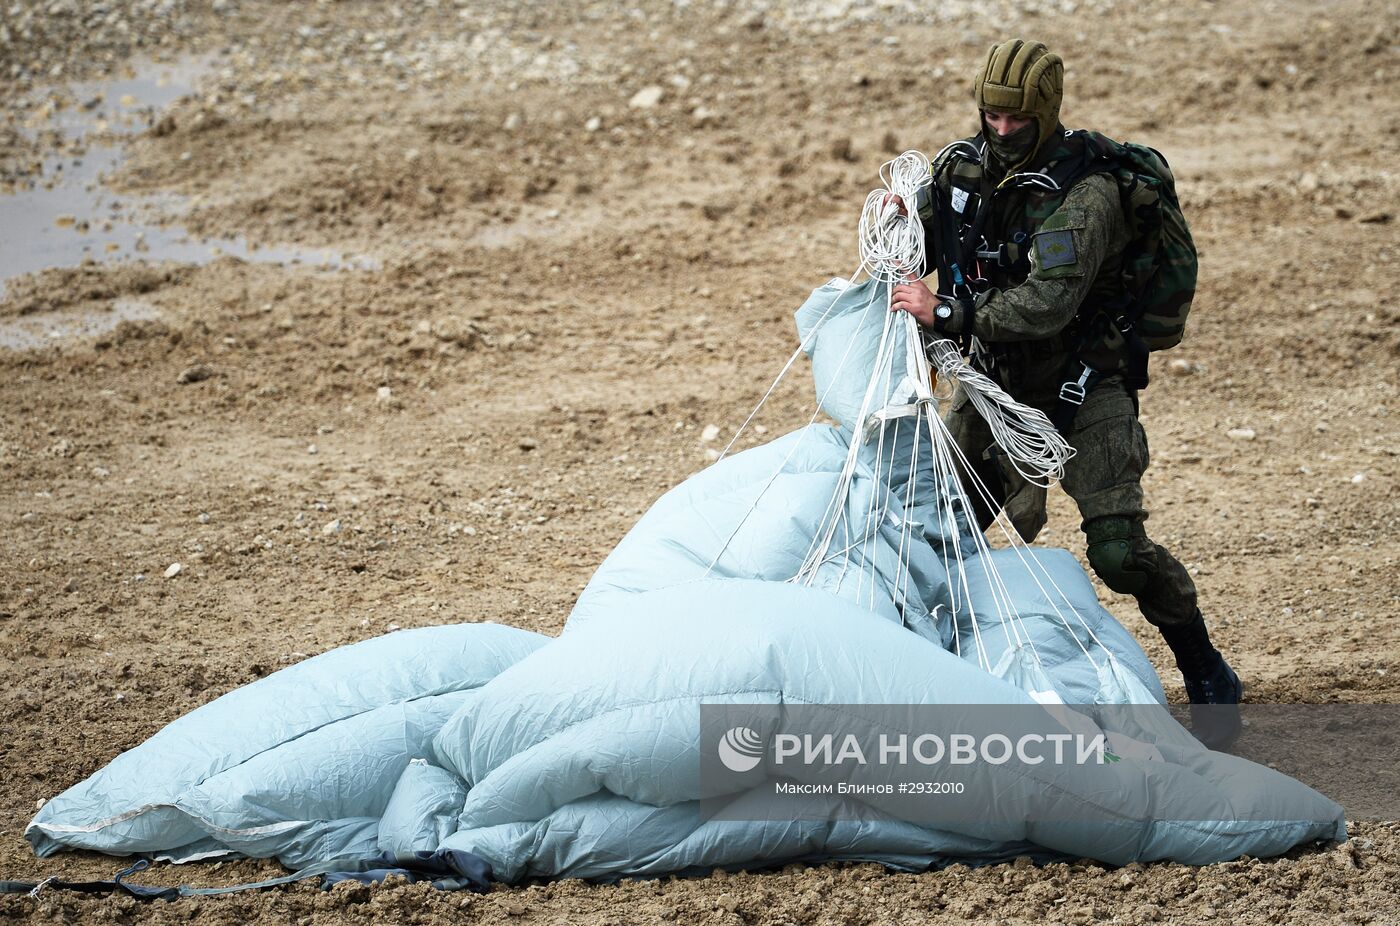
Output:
top-left (1062, 131), bottom-right (1199, 355)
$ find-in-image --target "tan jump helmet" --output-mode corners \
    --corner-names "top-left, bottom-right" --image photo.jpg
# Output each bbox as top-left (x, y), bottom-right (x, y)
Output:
top-left (973, 39), bottom-right (1064, 170)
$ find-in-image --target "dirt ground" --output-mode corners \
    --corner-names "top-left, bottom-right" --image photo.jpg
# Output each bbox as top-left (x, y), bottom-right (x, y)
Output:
top-left (2, 0), bottom-right (1398, 923)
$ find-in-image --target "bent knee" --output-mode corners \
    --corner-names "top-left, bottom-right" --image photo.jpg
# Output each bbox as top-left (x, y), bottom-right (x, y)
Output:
top-left (1084, 516), bottom-right (1154, 595)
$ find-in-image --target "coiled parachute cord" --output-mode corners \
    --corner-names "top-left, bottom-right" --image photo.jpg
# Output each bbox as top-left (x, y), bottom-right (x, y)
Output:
top-left (926, 338), bottom-right (1073, 487)
top-left (855, 148), bottom-right (1073, 487)
top-left (705, 145), bottom-right (1104, 680)
top-left (857, 150), bottom-right (932, 283)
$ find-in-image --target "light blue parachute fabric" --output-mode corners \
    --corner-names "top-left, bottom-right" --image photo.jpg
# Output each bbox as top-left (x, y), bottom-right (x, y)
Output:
top-left (378, 759), bottom-right (469, 857)
top-left (25, 277), bottom-right (1345, 881)
top-left (433, 589), bottom-right (1342, 879)
top-left (25, 624), bottom-right (547, 866)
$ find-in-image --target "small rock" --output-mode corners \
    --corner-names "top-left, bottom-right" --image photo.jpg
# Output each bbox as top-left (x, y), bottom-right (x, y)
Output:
top-left (177, 364), bottom-right (213, 385)
top-left (1358, 212), bottom-right (1392, 225)
top-left (628, 85), bottom-right (664, 109)
top-left (585, 115), bottom-right (602, 132)
top-left (503, 112), bottom-right (522, 131)
top-left (1168, 358), bottom-right (1196, 375)
top-left (387, 622), bottom-right (402, 632)
top-left (35, 798), bottom-right (46, 811)
top-left (376, 386), bottom-right (393, 402)
top-left (1298, 172), bottom-right (1319, 193)
top-left (691, 105), bottom-right (717, 125)
top-left (1226, 428), bottom-right (1256, 441)
top-left (115, 692), bottom-right (125, 701)
top-left (1306, 497), bottom-right (1321, 509)
top-left (163, 562), bottom-right (182, 579)
top-left (504, 901), bottom-right (527, 916)
top-left (519, 437), bottom-right (539, 451)
top-left (322, 519), bottom-right (342, 535)
top-left (307, 443), bottom-right (318, 455)
top-left (1351, 472), bottom-right (1366, 485)
top-left (64, 578), bottom-right (79, 593)
top-left (90, 465), bottom-right (110, 479)
top-left (197, 512), bottom-right (210, 524)
top-left (700, 424), bottom-right (721, 442)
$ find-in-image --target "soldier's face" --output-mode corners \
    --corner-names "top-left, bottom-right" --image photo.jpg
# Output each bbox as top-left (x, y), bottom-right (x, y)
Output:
top-left (983, 111), bottom-right (1035, 138)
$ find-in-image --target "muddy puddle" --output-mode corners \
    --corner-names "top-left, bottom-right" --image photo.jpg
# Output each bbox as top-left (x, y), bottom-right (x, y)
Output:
top-left (1, 55), bottom-right (376, 307)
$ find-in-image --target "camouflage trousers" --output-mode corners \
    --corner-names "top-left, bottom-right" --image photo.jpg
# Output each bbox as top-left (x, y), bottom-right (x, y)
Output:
top-left (944, 375), bottom-right (1198, 628)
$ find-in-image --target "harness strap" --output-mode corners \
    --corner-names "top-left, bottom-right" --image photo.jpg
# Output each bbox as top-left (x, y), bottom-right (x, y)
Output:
top-left (1051, 362), bottom-right (1105, 437)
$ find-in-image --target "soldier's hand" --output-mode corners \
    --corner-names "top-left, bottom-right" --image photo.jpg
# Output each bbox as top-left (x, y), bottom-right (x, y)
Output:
top-left (890, 274), bottom-right (937, 326)
top-left (880, 191), bottom-right (908, 216)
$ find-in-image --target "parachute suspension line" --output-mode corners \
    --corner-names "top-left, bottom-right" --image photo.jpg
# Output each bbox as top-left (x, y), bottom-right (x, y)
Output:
top-left (930, 411), bottom-right (1113, 667)
top-left (918, 398), bottom-right (1037, 654)
top-left (794, 152), bottom-right (935, 592)
top-left (711, 150), bottom-right (932, 578)
top-left (704, 278), bottom-right (885, 577)
top-left (919, 404), bottom-right (1023, 667)
top-left (706, 144), bottom-right (1106, 682)
top-left (893, 413), bottom-right (924, 626)
top-left (714, 264), bottom-right (865, 467)
top-left (925, 339), bottom-right (1074, 488)
top-left (794, 280), bottom-right (903, 588)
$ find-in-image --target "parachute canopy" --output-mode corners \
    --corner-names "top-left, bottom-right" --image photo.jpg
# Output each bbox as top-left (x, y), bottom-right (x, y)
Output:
top-left (25, 276), bottom-right (1344, 883)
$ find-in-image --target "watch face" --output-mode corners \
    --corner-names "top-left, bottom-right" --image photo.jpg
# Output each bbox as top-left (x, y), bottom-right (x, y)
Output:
top-left (936, 305), bottom-right (952, 319)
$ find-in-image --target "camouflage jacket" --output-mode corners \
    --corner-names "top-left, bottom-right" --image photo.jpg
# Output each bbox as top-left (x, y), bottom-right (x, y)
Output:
top-left (922, 128), bottom-right (1133, 406)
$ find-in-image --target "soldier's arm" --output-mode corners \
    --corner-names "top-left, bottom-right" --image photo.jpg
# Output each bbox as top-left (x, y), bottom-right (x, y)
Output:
top-left (970, 173), bottom-right (1127, 342)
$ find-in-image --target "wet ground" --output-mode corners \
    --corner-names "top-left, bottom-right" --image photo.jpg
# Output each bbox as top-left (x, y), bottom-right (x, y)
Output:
top-left (1, 55), bottom-right (374, 301)
top-left (1, 0), bottom-right (1399, 924)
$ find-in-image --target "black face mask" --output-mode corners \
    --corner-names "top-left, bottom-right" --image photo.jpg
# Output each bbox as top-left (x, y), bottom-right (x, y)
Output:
top-left (985, 120), bottom-right (1038, 171)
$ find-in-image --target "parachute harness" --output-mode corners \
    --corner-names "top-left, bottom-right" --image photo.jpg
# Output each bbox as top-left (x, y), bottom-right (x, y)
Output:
top-left (709, 149), bottom-right (1129, 689)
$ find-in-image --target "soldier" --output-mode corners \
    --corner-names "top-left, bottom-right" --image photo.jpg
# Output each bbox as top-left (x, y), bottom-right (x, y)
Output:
top-left (888, 39), bottom-right (1242, 746)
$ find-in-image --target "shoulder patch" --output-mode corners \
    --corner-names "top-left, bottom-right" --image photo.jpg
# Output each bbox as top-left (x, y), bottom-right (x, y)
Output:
top-left (1034, 229), bottom-right (1077, 269)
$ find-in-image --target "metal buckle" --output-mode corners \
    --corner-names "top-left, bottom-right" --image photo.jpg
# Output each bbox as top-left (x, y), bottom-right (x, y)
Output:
top-left (1058, 381), bottom-right (1087, 405)
top-left (1059, 364), bottom-right (1094, 405)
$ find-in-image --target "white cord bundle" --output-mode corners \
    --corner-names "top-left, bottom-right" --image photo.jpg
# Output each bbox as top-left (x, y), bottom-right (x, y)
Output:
top-left (857, 150), bottom-right (932, 283)
top-left (926, 338), bottom-right (1075, 486)
top-left (709, 146), bottom-right (1105, 683)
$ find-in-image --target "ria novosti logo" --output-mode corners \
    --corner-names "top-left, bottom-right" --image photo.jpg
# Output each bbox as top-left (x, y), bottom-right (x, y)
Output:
top-left (717, 726), bottom-right (765, 772)
top-left (716, 727), bottom-right (1114, 771)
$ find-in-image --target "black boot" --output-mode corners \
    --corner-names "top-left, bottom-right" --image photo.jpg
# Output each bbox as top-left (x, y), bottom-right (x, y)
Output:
top-left (1159, 611), bottom-right (1242, 750)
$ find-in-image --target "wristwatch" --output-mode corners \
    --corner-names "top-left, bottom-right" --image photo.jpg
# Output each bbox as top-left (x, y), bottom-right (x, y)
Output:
top-left (935, 303), bottom-right (953, 321)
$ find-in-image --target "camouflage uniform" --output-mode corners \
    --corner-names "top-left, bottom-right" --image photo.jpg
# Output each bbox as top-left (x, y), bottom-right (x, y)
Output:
top-left (935, 158), bottom-right (1199, 629)
top-left (917, 37), bottom-right (1238, 744)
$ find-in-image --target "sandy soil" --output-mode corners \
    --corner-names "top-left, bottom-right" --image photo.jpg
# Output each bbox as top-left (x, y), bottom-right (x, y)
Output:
top-left (1, 0), bottom-right (1398, 922)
